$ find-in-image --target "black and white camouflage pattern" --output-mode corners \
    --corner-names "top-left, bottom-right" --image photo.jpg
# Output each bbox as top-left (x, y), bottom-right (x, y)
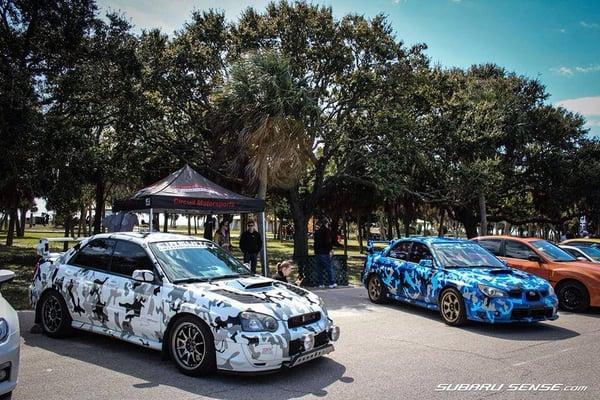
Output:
top-left (29, 233), bottom-right (333, 372)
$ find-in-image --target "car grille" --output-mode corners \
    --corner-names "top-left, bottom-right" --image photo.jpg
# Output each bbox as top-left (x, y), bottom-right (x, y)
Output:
top-left (511, 308), bottom-right (553, 320)
top-left (288, 331), bottom-right (329, 357)
top-left (288, 312), bottom-right (321, 329)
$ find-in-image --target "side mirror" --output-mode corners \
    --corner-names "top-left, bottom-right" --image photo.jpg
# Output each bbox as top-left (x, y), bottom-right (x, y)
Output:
top-left (132, 269), bottom-right (155, 283)
top-left (418, 259), bottom-right (433, 268)
top-left (0, 270), bottom-right (15, 288)
top-left (527, 255), bottom-right (542, 263)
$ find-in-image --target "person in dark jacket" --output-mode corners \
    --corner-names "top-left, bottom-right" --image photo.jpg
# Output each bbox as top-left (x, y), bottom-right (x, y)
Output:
top-left (313, 219), bottom-right (336, 288)
top-left (272, 260), bottom-right (303, 285)
top-left (239, 220), bottom-right (262, 274)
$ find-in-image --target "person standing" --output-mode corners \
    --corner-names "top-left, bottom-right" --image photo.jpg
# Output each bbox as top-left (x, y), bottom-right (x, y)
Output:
top-left (213, 220), bottom-right (231, 251)
top-left (313, 219), bottom-right (337, 288)
top-left (239, 220), bottom-right (262, 274)
top-left (203, 215), bottom-right (216, 240)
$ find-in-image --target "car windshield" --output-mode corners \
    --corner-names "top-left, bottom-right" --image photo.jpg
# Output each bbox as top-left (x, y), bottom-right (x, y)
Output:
top-left (432, 242), bottom-right (506, 269)
top-left (149, 240), bottom-right (250, 282)
top-left (578, 246), bottom-right (600, 262)
top-left (531, 240), bottom-right (575, 262)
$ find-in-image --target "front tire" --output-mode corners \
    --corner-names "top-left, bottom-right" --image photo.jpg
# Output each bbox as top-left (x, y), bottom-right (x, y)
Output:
top-left (557, 281), bottom-right (590, 313)
top-left (169, 315), bottom-right (216, 376)
top-left (40, 291), bottom-right (72, 338)
top-left (439, 288), bottom-right (467, 326)
top-left (367, 274), bottom-right (387, 304)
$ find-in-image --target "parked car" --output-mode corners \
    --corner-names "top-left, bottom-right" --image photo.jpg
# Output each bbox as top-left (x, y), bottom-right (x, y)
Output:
top-left (0, 270), bottom-right (20, 400)
top-left (362, 237), bottom-right (558, 326)
top-left (559, 245), bottom-right (600, 263)
top-left (560, 238), bottom-right (600, 249)
top-left (29, 233), bottom-right (340, 375)
top-left (474, 236), bottom-right (600, 312)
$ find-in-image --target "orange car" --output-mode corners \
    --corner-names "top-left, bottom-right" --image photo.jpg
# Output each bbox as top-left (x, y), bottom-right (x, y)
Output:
top-left (473, 236), bottom-right (600, 312)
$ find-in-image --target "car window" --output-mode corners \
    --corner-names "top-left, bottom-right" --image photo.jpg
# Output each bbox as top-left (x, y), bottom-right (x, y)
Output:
top-left (561, 247), bottom-right (582, 258)
top-left (579, 246), bottom-right (600, 261)
top-left (432, 242), bottom-right (505, 269)
top-left (111, 240), bottom-right (154, 278)
top-left (70, 239), bottom-right (115, 271)
top-left (531, 240), bottom-right (575, 262)
top-left (409, 243), bottom-right (433, 264)
top-left (388, 241), bottom-right (411, 260)
top-left (476, 239), bottom-right (503, 256)
top-left (570, 241), bottom-right (600, 249)
top-left (504, 240), bottom-right (536, 260)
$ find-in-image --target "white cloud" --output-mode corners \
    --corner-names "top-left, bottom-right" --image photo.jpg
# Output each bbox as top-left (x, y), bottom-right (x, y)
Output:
top-left (550, 66), bottom-right (573, 76)
top-left (551, 64), bottom-right (600, 76)
top-left (555, 96), bottom-right (600, 116)
top-left (554, 28), bottom-right (567, 33)
top-left (580, 21), bottom-right (599, 29)
top-left (575, 64), bottom-right (600, 73)
top-left (585, 118), bottom-right (600, 127)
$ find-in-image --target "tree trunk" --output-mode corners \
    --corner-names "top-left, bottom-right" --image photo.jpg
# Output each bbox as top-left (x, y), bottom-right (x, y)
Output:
top-left (455, 206), bottom-right (478, 238)
top-left (403, 215), bottom-right (411, 238)
top-left (187, 215), bottom-right (191, 235)
top-left (289, 189), bottom-right (309, 258)
top-left (93, 179), bottom-right (105, 234)
top-left (63, 215), bottom-right (71, 251)
top-left (357, 213), bottom-right (363, 253)
top-left (479, 192), bottom-right (487, 236)
top-left (17, 208), bottom-right (27, 237)
top-left (343, 213), bottom-right (348, 259)
top-left (438, 208), bottom-right (446, 237)
top-left (163, 213), bottom-right (169, 233)
top-left (6, 208), bottom-right (16, 246)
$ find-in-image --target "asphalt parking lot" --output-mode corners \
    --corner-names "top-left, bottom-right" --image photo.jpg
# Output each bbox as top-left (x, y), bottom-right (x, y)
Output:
top-left (14, 286), bottom-right (600, 400)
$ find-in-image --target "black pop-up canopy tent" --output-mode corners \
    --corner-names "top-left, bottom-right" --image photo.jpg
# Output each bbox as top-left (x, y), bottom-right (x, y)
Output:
top-left (113, 164), bottom-right (268, 274)
top-left (113, 164), bottom-right (264, 214)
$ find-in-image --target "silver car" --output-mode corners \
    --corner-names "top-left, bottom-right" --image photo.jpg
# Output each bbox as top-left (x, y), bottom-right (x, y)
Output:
top-left (0, 270), bottom-right (20, 400)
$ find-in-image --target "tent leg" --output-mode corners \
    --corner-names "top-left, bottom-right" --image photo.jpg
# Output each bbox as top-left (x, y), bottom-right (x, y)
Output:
top-left (149, 208), bottom-right (153, 232)
top-left (259, 212), bottom-right (268, 277)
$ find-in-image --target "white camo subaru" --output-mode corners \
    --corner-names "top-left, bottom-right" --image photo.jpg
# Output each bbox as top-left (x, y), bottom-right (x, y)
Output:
top-left (29, 232), bottom-right (339, 375)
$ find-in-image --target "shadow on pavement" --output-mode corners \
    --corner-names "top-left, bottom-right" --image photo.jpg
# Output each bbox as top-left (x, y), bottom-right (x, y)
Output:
top-left (19, 311), bottom-right (353, 400)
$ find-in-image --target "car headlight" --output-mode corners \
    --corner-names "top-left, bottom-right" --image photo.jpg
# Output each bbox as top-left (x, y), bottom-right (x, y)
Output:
top-left (239, 312), bottom-right (278, 332)
top-left (478, 284), bottom-right (507, 297)
top-left (0, 318), bottom-right (8, 342)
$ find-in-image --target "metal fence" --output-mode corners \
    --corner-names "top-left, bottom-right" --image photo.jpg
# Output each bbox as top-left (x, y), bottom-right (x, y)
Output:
top-left (293, 255), bottom-right (349, 286)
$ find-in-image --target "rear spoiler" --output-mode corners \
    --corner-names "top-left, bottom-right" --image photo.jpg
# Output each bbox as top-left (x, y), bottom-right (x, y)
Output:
top-left (366, 240), bottom-right (395, 254)
top-left (36, 237), bottom-right (87, 258)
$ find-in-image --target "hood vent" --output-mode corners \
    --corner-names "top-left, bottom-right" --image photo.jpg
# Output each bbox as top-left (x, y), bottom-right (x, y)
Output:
top-left (488, 269), bottom-right (513, 275)
top-left (235, 277), bottom-right (274, 290)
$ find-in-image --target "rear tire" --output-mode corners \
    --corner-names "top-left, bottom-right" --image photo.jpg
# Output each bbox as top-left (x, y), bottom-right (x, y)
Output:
top-left (557, 281), bottom-right (590, 313)
top-left (439, 288), bottom-right (467, 326)
top-left (39, 290), bottom-right (72, 338)
top-left (0, 391), bottom-right (12, 400)
top-left (367, 274), bottom-right (387, 304)
top-left (169, 315), bottom-right (216, 376)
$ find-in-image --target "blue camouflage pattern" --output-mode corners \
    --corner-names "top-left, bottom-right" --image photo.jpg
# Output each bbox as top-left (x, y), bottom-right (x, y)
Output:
top-left (362, 237), bottom-right (559, 323)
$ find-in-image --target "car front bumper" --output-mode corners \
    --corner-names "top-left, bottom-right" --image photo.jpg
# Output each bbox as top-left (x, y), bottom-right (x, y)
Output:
top-left (0, 331), bottom-right (20, 396)
top-left (465, 292), bottom-right (559, 323)
top-left (215, 323), bottom-right (340, 373)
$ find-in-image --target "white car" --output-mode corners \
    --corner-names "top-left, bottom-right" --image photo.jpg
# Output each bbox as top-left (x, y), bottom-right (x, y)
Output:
top-left (0, 270), bottom-right (20, 400)
top-left (29, 233), bottom-right (339, 375)
top-left (559, 245), bottom-right (600, 264)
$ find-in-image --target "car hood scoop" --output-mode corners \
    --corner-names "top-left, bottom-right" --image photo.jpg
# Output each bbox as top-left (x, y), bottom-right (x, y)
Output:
top-left (232, 277), bottom-right (274, 290)
top-left (487, 269), bottom-right (514, 275)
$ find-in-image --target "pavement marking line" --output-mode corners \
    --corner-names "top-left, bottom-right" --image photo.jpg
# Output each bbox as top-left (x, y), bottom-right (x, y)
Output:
top-left (512, 347), bottom-right (572, 366)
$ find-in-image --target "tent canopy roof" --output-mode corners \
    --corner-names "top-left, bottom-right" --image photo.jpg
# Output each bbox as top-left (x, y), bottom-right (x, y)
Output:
top-left (113, 164), bottom-right (264, 214)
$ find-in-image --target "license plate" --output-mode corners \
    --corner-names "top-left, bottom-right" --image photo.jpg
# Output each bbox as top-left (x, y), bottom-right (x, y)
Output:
top-left (288, 345), bottom-right (334, 367)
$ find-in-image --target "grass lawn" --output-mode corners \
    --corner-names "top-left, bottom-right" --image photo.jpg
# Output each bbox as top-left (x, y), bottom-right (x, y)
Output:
top-left (0, 226), bottom-right (367, 310)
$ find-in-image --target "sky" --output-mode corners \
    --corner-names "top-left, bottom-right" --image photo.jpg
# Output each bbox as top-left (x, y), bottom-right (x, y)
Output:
top-left (96, 0), bottom-right (600, 136)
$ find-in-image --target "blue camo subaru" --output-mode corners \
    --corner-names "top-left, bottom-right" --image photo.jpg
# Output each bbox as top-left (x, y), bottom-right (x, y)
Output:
top-left (362, 237), bottom-right (559, 326)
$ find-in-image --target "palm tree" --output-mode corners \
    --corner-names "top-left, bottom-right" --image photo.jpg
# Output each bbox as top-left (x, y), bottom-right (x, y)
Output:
top-left (216, 51), bottom-right (318, 271)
